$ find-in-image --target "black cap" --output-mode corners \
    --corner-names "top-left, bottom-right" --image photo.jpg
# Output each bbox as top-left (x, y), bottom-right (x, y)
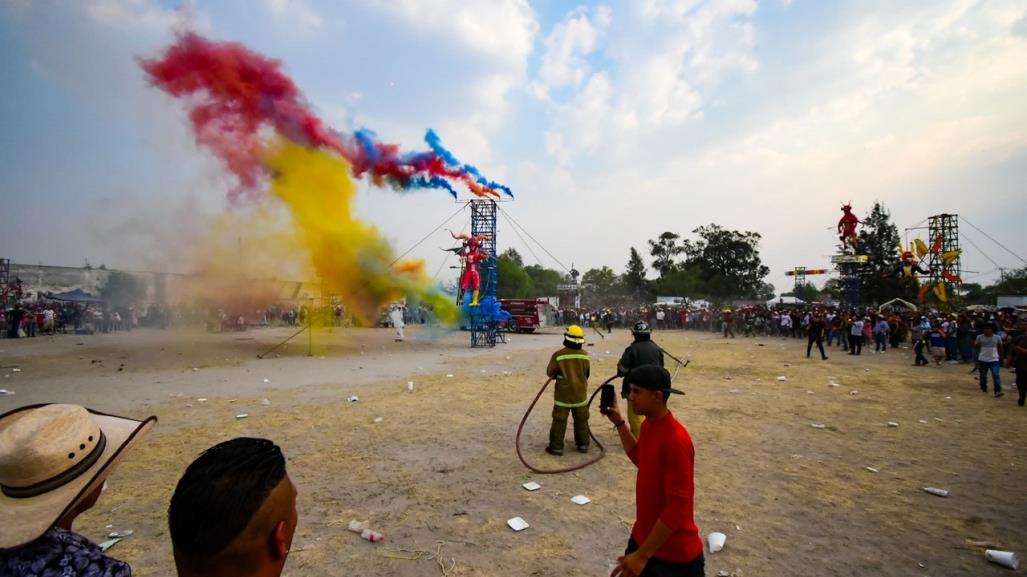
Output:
top-left (627, 365), bottom-right (684, 395)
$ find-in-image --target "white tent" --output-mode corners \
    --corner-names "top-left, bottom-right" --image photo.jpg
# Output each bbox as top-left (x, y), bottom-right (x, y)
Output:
top-left (878, 298), bottom-right (918, 311)
top-left (768, 296), bottom-right (805, 306)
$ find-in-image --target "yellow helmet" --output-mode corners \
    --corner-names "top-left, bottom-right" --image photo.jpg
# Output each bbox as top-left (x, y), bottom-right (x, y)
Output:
top-left (564, 325), bottom-right (586, 344)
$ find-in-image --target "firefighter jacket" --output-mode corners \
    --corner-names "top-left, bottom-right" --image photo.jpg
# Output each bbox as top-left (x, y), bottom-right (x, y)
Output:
top-left (546, 346), bottom-right (590, 408)
top-left (618, 339), bottom-right (664, 397)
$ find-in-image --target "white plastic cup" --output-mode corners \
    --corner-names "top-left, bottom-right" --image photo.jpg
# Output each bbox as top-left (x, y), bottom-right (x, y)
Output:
top-left (985, 550), bottom-right (1020, 570)
top-left (707, 531), bottom-right (726, 553)
top-left (360, 528), bottom-right (384, 542)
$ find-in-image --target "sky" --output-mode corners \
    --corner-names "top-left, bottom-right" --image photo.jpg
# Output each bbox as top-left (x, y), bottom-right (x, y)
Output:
top-left (1, 0), bottom-right (1026, 295)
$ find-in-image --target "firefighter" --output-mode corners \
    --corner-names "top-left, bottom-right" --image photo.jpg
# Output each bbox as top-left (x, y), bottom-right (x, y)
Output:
top-left (617, 321), bottom-right (664, 437)
top-left (545, 325), bottom-right (591, 455)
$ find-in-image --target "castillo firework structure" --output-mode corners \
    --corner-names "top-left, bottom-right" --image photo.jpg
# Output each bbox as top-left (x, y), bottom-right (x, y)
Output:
top-left (785, 266), bottom-right (829, 294)
top-left (467, 199), bottom-right (501, 347)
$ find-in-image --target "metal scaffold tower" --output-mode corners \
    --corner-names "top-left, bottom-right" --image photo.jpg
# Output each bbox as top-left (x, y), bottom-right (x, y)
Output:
top-left (926, 213), bottom-right (960, 300)
top-left (469, 199), bottom-right (498, 347)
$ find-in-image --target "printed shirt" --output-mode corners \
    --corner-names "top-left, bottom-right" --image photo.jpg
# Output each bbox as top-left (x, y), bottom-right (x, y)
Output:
top-left (975, 333), bottom-right (1002, 362)
top-left (928, 330), bottom-right (946, 348)
top-left (626, 411), bottom-right (704, 563)
top-left (0, 527), bottom-right (131, 577)
top-left (546, 347), bottom-right (590, 407)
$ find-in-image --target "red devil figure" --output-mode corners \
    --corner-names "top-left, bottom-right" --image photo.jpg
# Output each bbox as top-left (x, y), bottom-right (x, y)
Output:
top-left (449, 230), bottom-right (491, 306)
top-left (837, 202), bottom-right (860, 250)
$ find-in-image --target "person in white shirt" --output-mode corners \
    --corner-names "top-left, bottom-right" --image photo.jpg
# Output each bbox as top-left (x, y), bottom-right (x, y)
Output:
top-left (974, 322), bottom-right (1003, 397)
top-left (388, 306), bottom-right (405, 342)
top-left (849, 317), bottom-right (864, 355)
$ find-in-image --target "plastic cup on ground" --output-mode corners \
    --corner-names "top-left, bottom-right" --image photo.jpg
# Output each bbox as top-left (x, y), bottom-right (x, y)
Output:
top-left (707, 531), bottom-right (726, 552)
top-left (985, 550), bottom-right (1019, 569)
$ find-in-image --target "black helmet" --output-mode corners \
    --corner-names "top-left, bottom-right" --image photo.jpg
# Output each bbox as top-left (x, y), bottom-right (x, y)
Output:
top-left (632, 321), bottom-right (651, 335)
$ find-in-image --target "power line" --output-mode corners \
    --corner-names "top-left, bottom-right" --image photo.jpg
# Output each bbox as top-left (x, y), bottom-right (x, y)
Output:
top-left (961, 228), bottom-right (1002, 268)
top-left (390, 203), bottom-right (468, 267)
top-left (499, 210), bottom-right (543, 266)
top-left (960, 216), bottom-right (1026, 265)
top-left (497, 206), bottom-right (573, 275)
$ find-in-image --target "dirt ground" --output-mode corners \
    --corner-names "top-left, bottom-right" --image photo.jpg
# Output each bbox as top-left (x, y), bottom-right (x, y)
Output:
top-left (1, 325), bottom-right (1024, 576)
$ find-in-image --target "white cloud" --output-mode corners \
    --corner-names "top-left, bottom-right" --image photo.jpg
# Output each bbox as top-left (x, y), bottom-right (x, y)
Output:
top-left (373, 0), bottom-right (538, 71)
top-left (536, 0), bottom-right (759, 163)
top-left (532, 5), bottom-right (611, 99)
top-left (265, 0), bottom-right (323, 31)
top-left (85, 0), bottom-right (182, 29)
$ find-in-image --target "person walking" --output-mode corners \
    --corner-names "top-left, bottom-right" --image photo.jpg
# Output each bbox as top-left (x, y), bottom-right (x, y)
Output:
top-left (806, 311), bottom-right (828, 360)
top-left (388, 305), bottom-right (405, 342)
top-left (1008, 318), bottom-right (1027, 406)
top-left (604, 365), bottom-right (704, 577)
top-left (873, 316), bottom-right (890, 352)
top-left (545, 326), bottom-right (591, 455)
top-left (975, 322), bottom-right (1003, 397)
top-left (848, 316), bottom-right (864, 356)
top-left (618, 321), bottom-right (665, 438)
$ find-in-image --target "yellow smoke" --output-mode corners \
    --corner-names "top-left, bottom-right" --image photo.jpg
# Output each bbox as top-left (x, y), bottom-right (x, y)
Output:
top-left (265, 141), bottom-right (457, 323)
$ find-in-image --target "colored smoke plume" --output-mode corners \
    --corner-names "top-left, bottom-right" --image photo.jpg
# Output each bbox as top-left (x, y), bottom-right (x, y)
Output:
top-left (266, 141), bottom-right (457, 323)
top-left (141, 32), bottom-right (512, 201)
top-left (140, 32), bottom-right (506, 321)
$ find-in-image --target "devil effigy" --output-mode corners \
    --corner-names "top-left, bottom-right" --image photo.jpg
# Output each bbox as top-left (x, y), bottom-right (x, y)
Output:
top-left (447, 230), bottom-right (491, 307)
top-left (837, 202), bottom-right (860, 251)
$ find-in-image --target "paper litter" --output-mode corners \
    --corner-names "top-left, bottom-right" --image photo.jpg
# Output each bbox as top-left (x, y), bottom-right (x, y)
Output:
top-left (507, 517), bottom-right (529, 531)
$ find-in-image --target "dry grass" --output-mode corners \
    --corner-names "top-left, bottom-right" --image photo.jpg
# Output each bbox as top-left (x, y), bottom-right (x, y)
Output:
top-left (9, 327), bottom-right (1023, 576)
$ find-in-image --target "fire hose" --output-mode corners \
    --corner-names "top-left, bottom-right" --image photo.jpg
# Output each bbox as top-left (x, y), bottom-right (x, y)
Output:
top-left (515, 374), bottom-right (618, 474)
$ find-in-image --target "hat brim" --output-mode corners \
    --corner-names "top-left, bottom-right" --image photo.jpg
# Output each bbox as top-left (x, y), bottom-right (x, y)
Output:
top-left (666, 387), bottom-right (685, 395)
top-left (0, 406), bottom-right (155, 550)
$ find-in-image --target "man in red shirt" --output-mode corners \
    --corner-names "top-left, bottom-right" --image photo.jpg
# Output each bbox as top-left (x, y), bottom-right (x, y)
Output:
top-left (606, 365), bottom-right (704, 577)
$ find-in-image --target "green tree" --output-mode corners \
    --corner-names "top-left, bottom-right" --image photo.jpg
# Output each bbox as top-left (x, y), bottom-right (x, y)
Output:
top-left (979, 267), bottom-right (1027, 303)
top-left (652, 263), bottom-right (704, 299)
top-left (648, 232), bottom-right (684, 278)
top-left (623, 247), bottom-right (648, 303)
top-left (681, 224), bottom-right (770, 302)
top-left (524, 264), bottom-right (563, 296)
top-left (581, 266), bottom-right (622, 306)
top-left (99, 271), bottom-right (146, 309)
top-left (855, 201), bottom-right (913, 305)
top-left (785, 283), bottom-right (820, 303)
top-left (496, 250), bottom-right (534, 298)
top-left (753, 281), bottom-right (776, 301)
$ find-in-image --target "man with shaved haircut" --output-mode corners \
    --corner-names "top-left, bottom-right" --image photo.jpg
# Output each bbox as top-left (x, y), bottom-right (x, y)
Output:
top-left (169, 437), bottom-right (298, 577)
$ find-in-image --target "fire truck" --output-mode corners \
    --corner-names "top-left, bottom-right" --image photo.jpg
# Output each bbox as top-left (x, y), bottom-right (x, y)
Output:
top-left (498, 299), bottom-right (546, 333)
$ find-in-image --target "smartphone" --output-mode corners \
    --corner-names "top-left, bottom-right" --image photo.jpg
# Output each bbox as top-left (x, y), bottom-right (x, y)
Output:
top-left (599, 383), bottom-right (615, 415)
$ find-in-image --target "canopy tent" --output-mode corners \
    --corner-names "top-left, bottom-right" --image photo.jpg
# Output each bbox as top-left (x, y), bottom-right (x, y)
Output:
top-left (45, 289), bottom-right (105, 304)
top-left (878, 298), bottom-right (918, 311)
top-left (768, 296), bottom-right (806, 306)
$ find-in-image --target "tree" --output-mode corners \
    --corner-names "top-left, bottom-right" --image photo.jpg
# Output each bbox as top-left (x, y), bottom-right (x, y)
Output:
top-left (681, 224), bottom-right (770, 301)
top-left (524, 264), bottom-right (563, 296)
top-left (648, 232), bottom-right (684, 278)
top-left (652, 263), bottom-right (704, 299)
top-left (496, 252), bottom-right (534, 298)
top-left (503, 248), bottom-right (524, 267)
top-left (785, 283), bottom-right (820, 303)
top-left (855, 201), bottom-right (913, 305)
top-left (623, 247), bottom-right (648, 303)
top-left (99, 271), bottom-right (146, 309)
top-left (753, 281), bottom-right (776, 301)
top-left (581, 266), bottom-right (622, 306)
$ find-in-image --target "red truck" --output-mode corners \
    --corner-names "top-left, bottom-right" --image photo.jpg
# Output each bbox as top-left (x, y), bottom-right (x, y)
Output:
top-left (499, 299), bottom-right (546, 333)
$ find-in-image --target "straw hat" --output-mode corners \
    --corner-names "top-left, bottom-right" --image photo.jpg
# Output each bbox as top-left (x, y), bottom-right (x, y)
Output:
top-left (0, 404), bottom-right (155, 550)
